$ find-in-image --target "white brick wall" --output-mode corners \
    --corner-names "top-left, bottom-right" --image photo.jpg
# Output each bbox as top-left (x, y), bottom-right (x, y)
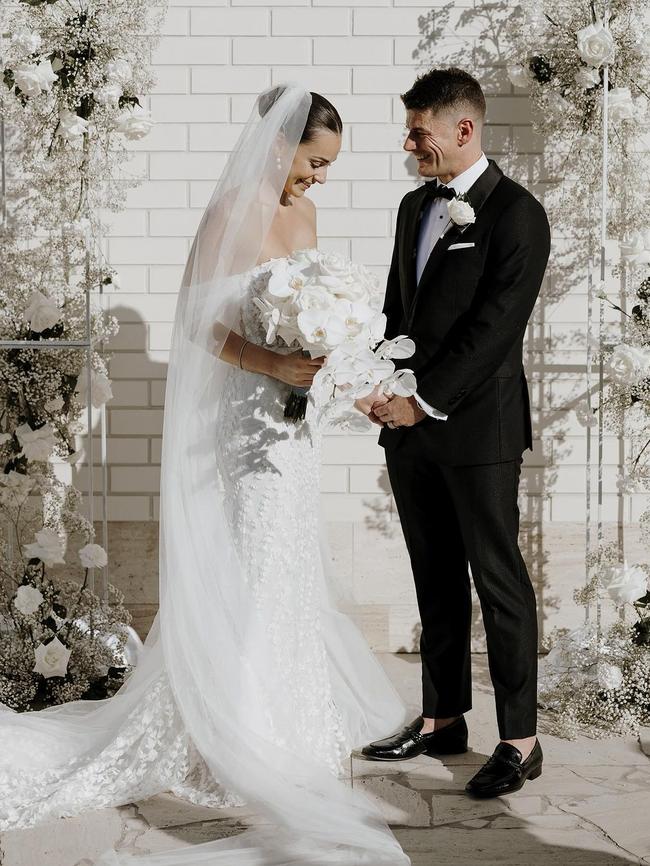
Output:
top-left (94, 0), bottom-right (634, 531)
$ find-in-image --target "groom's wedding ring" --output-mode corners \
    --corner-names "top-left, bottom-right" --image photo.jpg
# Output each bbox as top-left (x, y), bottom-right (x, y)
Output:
top-left (387, 421), bottom-right (396, 429)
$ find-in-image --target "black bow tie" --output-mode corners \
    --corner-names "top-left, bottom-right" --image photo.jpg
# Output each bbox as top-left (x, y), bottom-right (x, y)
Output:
top-left (423, 183), bottom-right (455, 201)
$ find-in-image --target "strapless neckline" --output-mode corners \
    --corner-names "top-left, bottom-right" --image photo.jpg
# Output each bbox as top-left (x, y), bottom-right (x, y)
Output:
top-left (252, 247), bottom-right (320, 274)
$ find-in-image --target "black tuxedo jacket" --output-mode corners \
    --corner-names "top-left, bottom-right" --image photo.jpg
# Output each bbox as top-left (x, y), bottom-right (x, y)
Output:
top-left (379, 159), bottom-right (551, 465)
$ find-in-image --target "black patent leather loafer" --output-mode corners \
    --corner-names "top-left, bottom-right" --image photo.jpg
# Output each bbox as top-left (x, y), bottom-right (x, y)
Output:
top-left (361, 715), bottom-right (468, 761)
top-left (465, 739), bottom-right (543, 798)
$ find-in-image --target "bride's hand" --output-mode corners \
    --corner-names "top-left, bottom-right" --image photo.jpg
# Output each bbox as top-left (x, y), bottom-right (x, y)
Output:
top-left (272, 350), bottom-right (325, 387)
top-left (354, 385), bottom-right (389, 426)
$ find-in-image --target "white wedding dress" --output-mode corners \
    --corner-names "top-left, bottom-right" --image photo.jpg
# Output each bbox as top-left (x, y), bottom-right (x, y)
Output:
top-left (0, 83), bottom-right (411, 865)
top-left (0, 256), bottom-right (386, 834)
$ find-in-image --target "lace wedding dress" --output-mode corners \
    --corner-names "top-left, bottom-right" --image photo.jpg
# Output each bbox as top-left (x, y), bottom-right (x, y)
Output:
top-left (0, 257), bottom-right (354, 832)
top-left (1, 83), bottom-right (411, 865)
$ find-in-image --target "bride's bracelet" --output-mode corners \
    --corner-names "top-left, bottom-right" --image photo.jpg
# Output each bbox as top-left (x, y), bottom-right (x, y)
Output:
top-left (238, 339), bottom-right (249, 370)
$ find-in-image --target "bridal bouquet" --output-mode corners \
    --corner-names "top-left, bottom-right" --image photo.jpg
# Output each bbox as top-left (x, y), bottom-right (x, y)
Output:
top-left (254, 249), bottom-right (417, 421)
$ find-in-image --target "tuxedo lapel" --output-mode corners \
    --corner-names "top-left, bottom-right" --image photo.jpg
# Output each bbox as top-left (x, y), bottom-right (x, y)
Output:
top-left (400, 185), bottom-right (429, 312)
top-left (406, 160), bottom-right (504, 328)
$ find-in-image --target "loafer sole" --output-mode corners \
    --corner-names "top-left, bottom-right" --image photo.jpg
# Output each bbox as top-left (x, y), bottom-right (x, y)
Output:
top-left (466, 764), bottom-right (542, 798)
top-left (361, 743), bottom-right (468, 762)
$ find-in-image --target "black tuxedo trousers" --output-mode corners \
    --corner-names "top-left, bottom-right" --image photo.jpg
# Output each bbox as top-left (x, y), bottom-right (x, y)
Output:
top-left (380, 162), bottom-right (550, 739)
top-left (386, 446), bottom-right (538, 738)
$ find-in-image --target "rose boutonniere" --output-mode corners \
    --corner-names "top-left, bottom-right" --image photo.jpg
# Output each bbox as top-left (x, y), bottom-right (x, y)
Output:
top-left (447, 193), bottom-right (476, 227)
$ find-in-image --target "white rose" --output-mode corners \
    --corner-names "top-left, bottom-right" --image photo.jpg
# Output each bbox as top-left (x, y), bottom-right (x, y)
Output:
top-left (14, 584), bottom-right (44, 616)
top-left (56, 109), bottom-right (89, 141)
top-left (574, 66), bottom-right (601, 89)
top-left (0, 470), bottom-right (33, 507)
top-left (76, 367), bottom-right (114, 408)
top-left (620, 230), bottom-right (650, 266)
top-left (616, 474), bottom-right (645, 494)
top-left (568, 623), bottom-right (598, 651)
top-left (597, 662), bottom-right (623, 691)
top-left (94, 82), bottom-right (122, 106)
top-left (105, 58), bottom-right (132, 85)
top-left (13, 59), bottom-right (57, 96)
top-left (576, 21), bottom-right (615, 68)
top-left (15, 422), bottom-right (56, 462)
top-left (113, 105), bottom-right (153, 140)
top-left (507, 65), bottom-right (531, 88)
top-left (79, 543), bottom-right (108, 569)
top-left (291, 248), bottom-right (320, 268)
top-left (45, 396), bottom-right (64, 412)
top-left (33, 637), bottom-right (71, 679)
top-left (294, 285), bottom-right (337, 313)
top-left (23, 289), bottom-right (61, 333)
top-left (447, 197), bottom-right (476, 226)
top-left (605, 343), bottom-right (649, 385)
top-left (573, 398), bottom-right (597, 428)
top-left (12, 63), bottom-right (43, 97)
top-left (608, 87), bottom-right (635, 123)
top-left (601, 561), bottom-right (648, 604)
top-left (317, 252), bottom-right (353, 282)
top-left (11, 30), bottom-right (42, 55)
top-left (23, 527), bottom-right (66, 567)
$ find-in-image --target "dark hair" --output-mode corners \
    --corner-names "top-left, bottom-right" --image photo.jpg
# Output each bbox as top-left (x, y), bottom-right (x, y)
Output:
top-left (258, 87), bottom-right (342, 142)
top-left (401, 67), bottom-right (486, 121)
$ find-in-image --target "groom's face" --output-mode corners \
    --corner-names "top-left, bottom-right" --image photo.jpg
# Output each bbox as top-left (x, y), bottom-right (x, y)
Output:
top-left (403, 108), bottom-right (460, 179)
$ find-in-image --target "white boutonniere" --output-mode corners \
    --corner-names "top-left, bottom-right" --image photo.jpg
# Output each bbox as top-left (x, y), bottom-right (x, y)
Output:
top-left (447, 193), bottom-right (476, 227)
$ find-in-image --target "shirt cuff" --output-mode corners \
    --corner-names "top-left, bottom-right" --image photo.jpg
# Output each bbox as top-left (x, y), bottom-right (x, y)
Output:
top-left (414, 392), bottom-right (448, 421)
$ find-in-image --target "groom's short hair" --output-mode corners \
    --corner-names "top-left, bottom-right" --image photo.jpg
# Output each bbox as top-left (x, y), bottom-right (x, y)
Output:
top-left (401, 67), bottom-right (486, 122)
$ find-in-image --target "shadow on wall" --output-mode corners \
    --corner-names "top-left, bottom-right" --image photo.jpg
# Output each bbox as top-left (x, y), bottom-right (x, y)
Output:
top-left (74, 304), bottom-right (168, 637)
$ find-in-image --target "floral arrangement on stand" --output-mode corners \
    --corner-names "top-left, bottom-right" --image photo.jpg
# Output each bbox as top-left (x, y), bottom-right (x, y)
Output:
top-left (505, 0), bottom-right (650, 737)
top-left (254, 249), bottom-right (418, 423)
top-left (0, 0), bottom-right (164, 711)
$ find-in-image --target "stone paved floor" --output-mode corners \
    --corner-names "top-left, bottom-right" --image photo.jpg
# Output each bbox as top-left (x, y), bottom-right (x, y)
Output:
top-left (1, 654), bottom-right (648, 866)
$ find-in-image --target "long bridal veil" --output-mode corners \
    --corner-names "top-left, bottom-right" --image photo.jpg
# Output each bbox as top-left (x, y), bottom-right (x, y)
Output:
top-left (0, 83), bottom-right (410, 865)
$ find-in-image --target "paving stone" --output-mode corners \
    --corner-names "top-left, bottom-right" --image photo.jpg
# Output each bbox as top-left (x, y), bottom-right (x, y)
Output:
top-left (135, 792), bottom-right (251, 830)
top-left (393, 826), bottom-right (639, 864)
top-left (556, 791), bottom-right (650, 860)
top-left (133, 820), bottom-right (247, 854)
top-left (1, 653), bottom-right (648, 866)
top-left (354, 776), bottom-right (431, 827)
top-left (0, 810), bottom-right (123, 866)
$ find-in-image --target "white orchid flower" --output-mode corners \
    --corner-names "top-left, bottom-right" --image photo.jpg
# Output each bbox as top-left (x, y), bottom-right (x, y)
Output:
top-left (368, 312), bottom-right (388, 344)
top-left (267, 261), bottom-right (306, 298)
top-left (376, 335), bottom-right (416, 360)
top-left (297, 309), bottom-right (348, 349)
top-left (379, 368), bottom-right (418, 397)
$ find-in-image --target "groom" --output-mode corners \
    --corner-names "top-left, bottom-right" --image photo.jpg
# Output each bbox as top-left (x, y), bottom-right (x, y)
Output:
top-left (358, 68), bottom-right (550, 798)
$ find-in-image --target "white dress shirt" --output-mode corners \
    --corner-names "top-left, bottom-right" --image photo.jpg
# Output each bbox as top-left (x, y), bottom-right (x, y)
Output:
top-left (412, 153), bottom-right (489, 421)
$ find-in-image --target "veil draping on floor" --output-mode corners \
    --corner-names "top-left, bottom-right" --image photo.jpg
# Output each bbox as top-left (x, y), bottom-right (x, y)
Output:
top-left (0, 83), bottom-right (410, 865)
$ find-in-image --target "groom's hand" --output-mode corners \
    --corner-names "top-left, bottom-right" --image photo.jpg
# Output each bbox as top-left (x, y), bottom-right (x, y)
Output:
top-left (373, 395), bottom-right (426, 428)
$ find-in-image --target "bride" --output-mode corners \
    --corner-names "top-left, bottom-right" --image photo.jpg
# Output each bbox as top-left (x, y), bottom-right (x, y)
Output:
top-left (0, 84), bottom-right (411, 865)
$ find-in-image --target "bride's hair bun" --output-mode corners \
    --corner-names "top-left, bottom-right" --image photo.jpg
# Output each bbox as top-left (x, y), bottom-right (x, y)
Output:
top-left (257, 85), bottom-right (342, 143)
top-left (257, 86), bottom-right (286, 117)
